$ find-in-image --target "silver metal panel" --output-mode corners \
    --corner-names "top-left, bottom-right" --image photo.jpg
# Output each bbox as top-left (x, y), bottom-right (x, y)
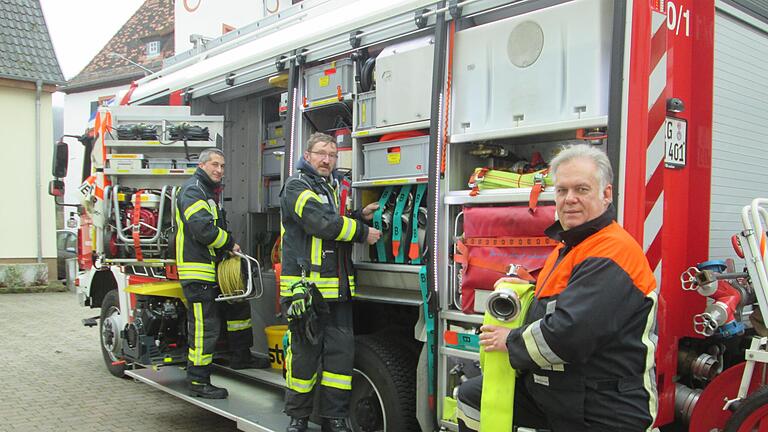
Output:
top-left (450, 0), bottom-right (613, 138)
top-left (126, 367), bottom-right (324, 431)
top-left (709, 9), bottom-right (768, 260)
top-left (375, 36), bottom-right (435, 127)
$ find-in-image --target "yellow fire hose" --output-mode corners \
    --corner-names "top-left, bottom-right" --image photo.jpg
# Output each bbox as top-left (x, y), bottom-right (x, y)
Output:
top-left (480, 281), bottom-right (535, 431)
top-left (217, 255), bottom-right (245, 296)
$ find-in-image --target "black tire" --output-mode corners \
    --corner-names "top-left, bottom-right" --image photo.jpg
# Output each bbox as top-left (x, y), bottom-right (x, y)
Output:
top-left (724, 385), bottom-right (768, 432)
top-left (351, 335), bottom-right (419, 432)
top-left (99, 290), bottom-right (128, 378)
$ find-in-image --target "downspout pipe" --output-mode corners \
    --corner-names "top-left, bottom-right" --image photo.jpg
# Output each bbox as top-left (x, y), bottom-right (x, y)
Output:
top-left (35, 80), bottom-right (43, 264)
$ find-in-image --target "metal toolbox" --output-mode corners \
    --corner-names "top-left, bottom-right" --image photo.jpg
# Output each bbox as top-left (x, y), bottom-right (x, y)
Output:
top-left (451, 0), bottom-right (612, 136)
top-left (266, 179), bottom-right (282, 208)
top-left (266, 121), bottom-right (284, 139)
top-left (362, 135), bottom-right (429, 180)
top-left (107, 154), bottom-right (144, 170)
top-left (355, 91), bottom-right (376, 130)
top-left (304, 58), bottom-right (354, 106)
top-left (262, 146), bottom-right (284, 177)
top-left (375, 36), bottom-right (434, 127)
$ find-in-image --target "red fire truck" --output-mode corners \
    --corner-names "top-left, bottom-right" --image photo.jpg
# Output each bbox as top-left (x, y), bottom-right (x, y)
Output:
top-left (49, 0), bottom-right (768, 430)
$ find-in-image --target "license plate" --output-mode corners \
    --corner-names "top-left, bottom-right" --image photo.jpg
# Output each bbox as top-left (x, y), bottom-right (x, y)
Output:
top-left (664, 117), bottom-right (687, 168)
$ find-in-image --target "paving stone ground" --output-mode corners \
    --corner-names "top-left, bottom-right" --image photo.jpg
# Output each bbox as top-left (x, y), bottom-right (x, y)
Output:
top-left (0, 292), bottom-right (239, 432)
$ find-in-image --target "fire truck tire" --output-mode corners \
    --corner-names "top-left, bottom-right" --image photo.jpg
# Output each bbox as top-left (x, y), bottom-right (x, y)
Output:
top-left (724, 385), bottom-right (768, 432)
top-left (352, 335), bottom-right (418, 432)
top-left (99, 290), bottom-right (127, 378)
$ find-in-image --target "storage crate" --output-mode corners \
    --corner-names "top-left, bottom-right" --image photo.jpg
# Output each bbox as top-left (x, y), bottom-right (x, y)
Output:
top-left (107, 154), bottom-right (144, 170)
top-left (262, 146), bottom-right (284, 177)
top-left (355, 91), bottom-right (376, 130)
top-left (265, 137), bottom-right (285, 148)
top-left (146, 158), bottom-right (175, 170)
top-left (362, 135), bottom-right (429, 180)
top-left (266, 121), bottom-right (284, 139)
top-left (266, 179), bottom-right (282, 208)
top-left (304, 58), bottom-right (354, 106)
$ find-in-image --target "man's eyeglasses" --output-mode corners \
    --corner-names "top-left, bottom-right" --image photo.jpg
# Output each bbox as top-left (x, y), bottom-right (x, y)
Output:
top-left (309, 151), bottom-right (339, 160)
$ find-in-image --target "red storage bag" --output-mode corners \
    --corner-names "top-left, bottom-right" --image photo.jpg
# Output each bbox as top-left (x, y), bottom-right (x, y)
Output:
top-left (456, 205), bottom-right (557, 313)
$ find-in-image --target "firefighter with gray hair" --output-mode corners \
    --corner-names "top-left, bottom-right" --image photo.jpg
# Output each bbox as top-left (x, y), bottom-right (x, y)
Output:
top-left (280, 132), bottom-right (381, 432)
top-left (176, 148), bottom-right (269, 400)
top-left (457, 144), bottom-right (658, 431)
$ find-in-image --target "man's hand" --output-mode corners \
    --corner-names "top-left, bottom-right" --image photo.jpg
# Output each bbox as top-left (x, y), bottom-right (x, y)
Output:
top-left (286, 284), bottom-right (311, 321)
top-left (229, 243), bottom-right (241, 256)
top-left (361, 202), bottom-right (380, 222)
top-left (366, 227), bottom-right (382, 245)
top-left (479, 324), bottom-right (512, 352)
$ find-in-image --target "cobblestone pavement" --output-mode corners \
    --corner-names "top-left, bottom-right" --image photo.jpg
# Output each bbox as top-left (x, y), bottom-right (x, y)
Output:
top-left (0, 292), bottom-right (239, 432)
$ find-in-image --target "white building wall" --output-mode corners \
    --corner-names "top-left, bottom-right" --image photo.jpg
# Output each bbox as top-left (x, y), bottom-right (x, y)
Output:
top-left (709, 3), bottom-right (768, 260)
top-left (0, 85), bottom-right (57, 260)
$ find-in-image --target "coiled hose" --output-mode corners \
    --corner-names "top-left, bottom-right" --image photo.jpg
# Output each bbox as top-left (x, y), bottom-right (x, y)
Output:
top-left (217, 255), bottom-right (245, 296)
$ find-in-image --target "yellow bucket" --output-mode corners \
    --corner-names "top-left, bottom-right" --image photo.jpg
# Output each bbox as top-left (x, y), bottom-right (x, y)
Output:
top-left (264, 325), bottom-right (288, 369)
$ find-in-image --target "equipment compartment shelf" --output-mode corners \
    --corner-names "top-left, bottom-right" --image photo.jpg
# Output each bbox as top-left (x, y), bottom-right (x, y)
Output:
top-left (104, 168), bottom-right (196, 176)
top-left (352, 176), bottom-right (429, 188)
top-left (352, 120), bottom-right (431, 138)
top-left (450, 117), bottom-right (608, 144)
top-left (444, 188), bottom-right (555, 205)
top-left (104, 139), bottom-right (214, 148)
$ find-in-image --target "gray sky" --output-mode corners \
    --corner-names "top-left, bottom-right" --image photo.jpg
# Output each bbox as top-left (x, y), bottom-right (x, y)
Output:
top-left (40, 0), bottom-right (146, 80)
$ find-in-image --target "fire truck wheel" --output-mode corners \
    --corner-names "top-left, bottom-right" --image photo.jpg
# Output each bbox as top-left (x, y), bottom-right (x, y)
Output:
top-left (351, 335), bottom-right (418, 432)
top-left (724, 385), bottom-right (768, 432)
top-left (99, 290), bottom-right (127, 378)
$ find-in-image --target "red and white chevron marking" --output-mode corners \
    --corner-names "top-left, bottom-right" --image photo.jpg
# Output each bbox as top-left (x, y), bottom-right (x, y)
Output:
top-left (644, 11), bottom-right (667, 280)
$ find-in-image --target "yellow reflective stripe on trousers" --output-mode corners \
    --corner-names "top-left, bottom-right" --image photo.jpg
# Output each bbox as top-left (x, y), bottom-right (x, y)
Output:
top-left (184, 199), bottom-right (210, 220)
top-left (334, 217), bottom-right (357, 242)
top-left (227, 318), bottom-right (252, 332)
top-left (310, 237), bottom-right (322, 279)
top-left (208, 228), bottom-right (228, 249)
top-left (295, 190), bottom-right (321, 218)
top-left (285, 330), bottom-right (318, 393)
top-left (321, 371), bottom-right (352, 390)
top-left (188, 302), bottom-right (208, 365)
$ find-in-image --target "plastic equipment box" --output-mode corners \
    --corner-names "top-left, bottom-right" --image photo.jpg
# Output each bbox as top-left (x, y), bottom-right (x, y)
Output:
top-left (262, 146), bottom-right (284, 177)
top-left (362, 135), bottom-right (428, 180)
top-left (355, 91), bottom-right (376, 130)
top-left (304, 58), bottom-right (354, 106)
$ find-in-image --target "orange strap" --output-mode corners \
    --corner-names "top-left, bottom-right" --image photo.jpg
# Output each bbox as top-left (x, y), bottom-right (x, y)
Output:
top-left (440, 20), bottom-right (456, 177)
top-left (529, 183), bottom-right (544, 212)
top-left (464, 255), bottom-right (537, 280)
top-left (463, 236), bottom-right (558, 248)
top-left (132, 191), bottom-right (144, 261)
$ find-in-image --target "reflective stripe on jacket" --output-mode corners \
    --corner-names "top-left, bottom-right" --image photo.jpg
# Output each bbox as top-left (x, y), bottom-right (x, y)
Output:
top-left (175, 168), bottom-right (233, 282)
top-left (280, 164), bottom-right (369, 301)
top-left (506, 206), bottom-right (658, 431)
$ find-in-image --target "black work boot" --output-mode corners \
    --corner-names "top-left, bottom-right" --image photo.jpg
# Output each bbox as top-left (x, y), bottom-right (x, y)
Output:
top-left (188, 381), bottom-right (228, 399)
top-left (230, 349), bottom-right (271, 369)
top-left (286, 416), bottom-right (309, 432)
top-left (321, 417), bottom-right (352, 432)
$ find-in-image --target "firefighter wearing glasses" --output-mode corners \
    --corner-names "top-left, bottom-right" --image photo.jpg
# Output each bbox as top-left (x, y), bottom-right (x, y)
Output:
top-left (280, 133), bottom-right (381, 432)
top-left (176, 148), bottom-right (268, 400)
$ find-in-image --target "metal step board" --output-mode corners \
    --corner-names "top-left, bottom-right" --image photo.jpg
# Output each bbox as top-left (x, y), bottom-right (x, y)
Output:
top-left (126, 367), bottom-right (322, 432)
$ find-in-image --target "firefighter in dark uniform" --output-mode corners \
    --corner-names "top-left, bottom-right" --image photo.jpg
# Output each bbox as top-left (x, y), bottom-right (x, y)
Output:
top-left (457, 145), bottom-right (658, 431)
top-left (280, 133), bottom-right (381, 432)
top-left (176, 148), bottom-right (269, 400)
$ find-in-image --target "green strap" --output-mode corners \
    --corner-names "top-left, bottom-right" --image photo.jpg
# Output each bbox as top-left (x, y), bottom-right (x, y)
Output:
top-left (373, 186), bottom-right (394, 262)
top-left (392, 185), bottom-right (412, 263)
top-left (479, 282), bottom-right (535, 431)
top-left (409, 184), bottom-right (427, 264)
top-left (418, 265), bottom-right (435, 400)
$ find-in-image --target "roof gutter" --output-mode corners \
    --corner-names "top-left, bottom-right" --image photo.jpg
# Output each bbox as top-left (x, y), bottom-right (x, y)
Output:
top-left (35, 79), bottom-right (43, 264)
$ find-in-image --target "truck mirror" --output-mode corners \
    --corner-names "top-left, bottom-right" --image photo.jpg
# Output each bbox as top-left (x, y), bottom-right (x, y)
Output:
top-left (48, 179), bottom-right (65, 198)
top-left (52, 140), bottom-right (68, 178)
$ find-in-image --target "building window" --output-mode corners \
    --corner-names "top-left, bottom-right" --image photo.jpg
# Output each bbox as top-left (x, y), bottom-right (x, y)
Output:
top-left (146, 41), bottom-right (161, 58)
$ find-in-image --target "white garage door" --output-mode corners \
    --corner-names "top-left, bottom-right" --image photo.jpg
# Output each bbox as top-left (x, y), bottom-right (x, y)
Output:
top-left (709, 4), bottom-right (768, 260)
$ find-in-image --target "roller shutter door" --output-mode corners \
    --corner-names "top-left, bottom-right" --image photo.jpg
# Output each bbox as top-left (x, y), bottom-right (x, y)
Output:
top-left (709, 5), bottom-right (768, 260)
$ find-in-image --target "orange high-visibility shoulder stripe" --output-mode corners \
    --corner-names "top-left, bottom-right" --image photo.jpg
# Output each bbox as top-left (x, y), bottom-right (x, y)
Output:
top-left (535, 222), bottom-right (655, 298)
